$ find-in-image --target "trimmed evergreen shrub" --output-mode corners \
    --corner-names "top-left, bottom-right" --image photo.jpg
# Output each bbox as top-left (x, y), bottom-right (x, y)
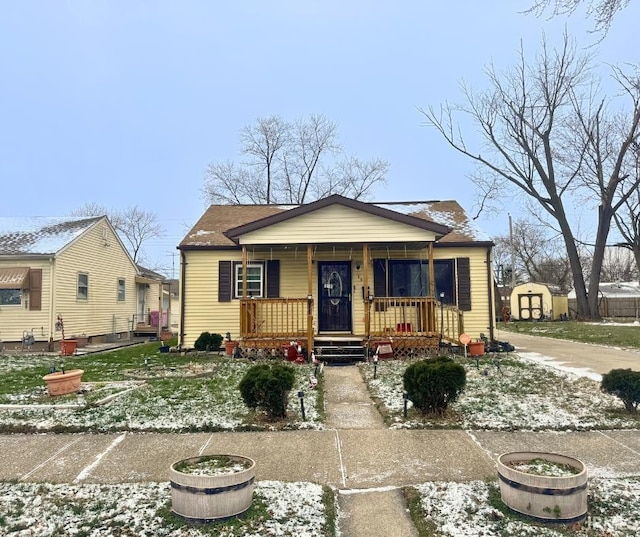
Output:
top-left (239, 363), bottom-right (296, 419)
top-left (193, 332), bottom-right (223, 351)
top-left (601, 368), bottom-right (640, 413)
top-left (403, 356), bottom-right (466, 415)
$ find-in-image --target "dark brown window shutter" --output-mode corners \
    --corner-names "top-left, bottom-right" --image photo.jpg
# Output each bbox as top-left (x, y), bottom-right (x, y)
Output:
top-left (266, 260), bottom-right (280, 298)
top-left (29, 269), bottom-right (42, 311)
top-left (218, 261), bottom-right (232, 302)
top-left (457, 257), bottom-right (471, 311)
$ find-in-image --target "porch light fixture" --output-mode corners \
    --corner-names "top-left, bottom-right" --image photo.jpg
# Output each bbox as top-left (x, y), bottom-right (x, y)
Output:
top-left (307, 294), bottom-right (313, 301)
top-left (355, 263), bottom-right (361, 271)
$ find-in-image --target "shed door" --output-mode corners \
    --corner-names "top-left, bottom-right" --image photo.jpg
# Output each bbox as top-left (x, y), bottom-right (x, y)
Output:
top-left (318, 262), bottom-right (352, 332)
top-left (518, 293), bottom-right (543, 320)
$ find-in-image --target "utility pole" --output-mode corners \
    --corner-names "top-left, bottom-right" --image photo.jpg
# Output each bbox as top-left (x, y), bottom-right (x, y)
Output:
top-left (509, 214), bottom-right (516, 288)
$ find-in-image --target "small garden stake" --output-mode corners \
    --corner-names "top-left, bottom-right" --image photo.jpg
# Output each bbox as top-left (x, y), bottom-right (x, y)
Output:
top-left (298, 390), bottom-right (306, 421)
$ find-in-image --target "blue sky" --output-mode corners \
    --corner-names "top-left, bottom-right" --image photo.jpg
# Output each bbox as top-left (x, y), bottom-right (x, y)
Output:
top-left (1, 1), bottom-right (637, 276)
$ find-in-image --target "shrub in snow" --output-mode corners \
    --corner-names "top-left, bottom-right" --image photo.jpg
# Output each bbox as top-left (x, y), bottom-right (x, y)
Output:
top-left (403, 356), bottom-right (466, 415)
top-left (193, 331), bottom-right (223, 351)
top-left (239, 363), bottom-right (295, 419)
top-left (601, 368), bottom-right (640, 412)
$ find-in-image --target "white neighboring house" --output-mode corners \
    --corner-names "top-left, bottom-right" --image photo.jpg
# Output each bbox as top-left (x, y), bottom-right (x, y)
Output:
top-left (0, 216), bottom-right (164, 351)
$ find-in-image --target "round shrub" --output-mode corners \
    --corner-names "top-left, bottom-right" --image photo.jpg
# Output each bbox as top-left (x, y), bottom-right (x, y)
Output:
top-left (601, 368), bottom-right (640, 413)
top-left (193, 332), bottom-right (223, 351)
top-left (238, 363), bottom-right (296, 419)
top-left (403, 356), bottom-right (466, 415)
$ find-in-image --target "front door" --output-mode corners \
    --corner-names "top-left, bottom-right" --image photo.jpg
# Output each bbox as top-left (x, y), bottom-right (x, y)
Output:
top-left (137, 284), bottom-right (146, 323)
top-left (318, 262), bottom-right (352, 332)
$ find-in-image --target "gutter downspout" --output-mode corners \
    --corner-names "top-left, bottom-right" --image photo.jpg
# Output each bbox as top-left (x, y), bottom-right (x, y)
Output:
top-left (179, 251), bottom-right (187, 348)
top-left (48, 256), bottom-right (55, 351)
top-left (487, 247), bottom-right (495, 342)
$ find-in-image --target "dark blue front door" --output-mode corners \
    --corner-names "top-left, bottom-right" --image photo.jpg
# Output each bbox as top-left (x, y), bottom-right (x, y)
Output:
top-left (318, 262), bottom-right (352, 332)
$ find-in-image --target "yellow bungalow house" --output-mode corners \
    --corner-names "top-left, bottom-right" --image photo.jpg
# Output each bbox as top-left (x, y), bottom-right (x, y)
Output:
top-left (0, 216), bottom-right (163, 351)
top-left (178, 195), bottom-right (495, 360)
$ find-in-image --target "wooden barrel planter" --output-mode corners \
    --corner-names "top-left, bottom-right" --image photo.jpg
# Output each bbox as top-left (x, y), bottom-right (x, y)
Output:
top-left (43, 369), bottom-right (84, 396)
top-left (170, 454), bottom-right (256, 522)
top-left (497, 451), bottom-right (588, 523)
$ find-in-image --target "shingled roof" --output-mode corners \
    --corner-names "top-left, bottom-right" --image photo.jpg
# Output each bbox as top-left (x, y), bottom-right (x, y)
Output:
top-left (179, 197), bottom-right (491, 249)
top-left (0, 216), bottom-right (104, 255)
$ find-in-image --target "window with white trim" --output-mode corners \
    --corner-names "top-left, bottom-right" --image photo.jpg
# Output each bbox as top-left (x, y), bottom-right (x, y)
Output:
top-left (77, 273), bottom-right (89, 300)
top-left (117, 278), bottom-right (126, 301)
top-left (234, 263), bottom-right (264, 298)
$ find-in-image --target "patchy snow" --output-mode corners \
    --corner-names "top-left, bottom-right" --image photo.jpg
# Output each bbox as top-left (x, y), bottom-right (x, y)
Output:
top-left (361, 354), bottom-right (638, 431)
top-left (0, 359), bottom-right (323, 432)
top-left (0, 480), bottom-right (326, 536)
top-left (416, 478), bottom-right (640, 536)
top-left (517, 351), bottom-right (603, 382)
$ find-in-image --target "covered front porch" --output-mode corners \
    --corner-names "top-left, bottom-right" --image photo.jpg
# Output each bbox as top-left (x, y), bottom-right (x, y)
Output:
top-left (236, 242), bottom-right (465, 359)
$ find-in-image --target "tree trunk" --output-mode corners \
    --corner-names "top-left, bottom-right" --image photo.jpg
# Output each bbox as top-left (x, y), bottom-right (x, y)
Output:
top-left (588, 205), bottom-right (615, 320)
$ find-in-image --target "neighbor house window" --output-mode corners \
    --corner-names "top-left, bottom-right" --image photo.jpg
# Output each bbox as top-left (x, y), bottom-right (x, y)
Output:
top-left (117, 278), bottom-right (126, 301)
top-left (77, 273), bottom-right (89, 300)
top-left (234, 263), bottom-right (264, 298)
top-left (0, 289), bottom-right (22, 305)
top-left (385, 259), bottom-right (455, 302)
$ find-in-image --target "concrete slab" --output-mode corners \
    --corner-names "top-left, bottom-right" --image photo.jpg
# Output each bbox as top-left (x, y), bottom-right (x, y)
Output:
top-left (26, 434), bottom-right (124, 483)
top-left (83, 430), bottom-right (344, 486)
top-left (0, 434), bottom-right (86, 481)
top-left (470, 430), bottom-right (640, 478)
top-left (325, 402), bottom-right (385, 429)
top-left (199, 430), bottom-right (343, 485)
top-left (324, 366), bottom-right (372, 403)
top-left (337, 430), bottom-right (496, 488)
top-left (338, 489), bottom-right (417, 537)
top-left (84, 432), bottom-right (209, 483)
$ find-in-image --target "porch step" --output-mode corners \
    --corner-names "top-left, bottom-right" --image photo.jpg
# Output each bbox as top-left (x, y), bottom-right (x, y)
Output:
top-left (314, 339), bottom-right (366, 364)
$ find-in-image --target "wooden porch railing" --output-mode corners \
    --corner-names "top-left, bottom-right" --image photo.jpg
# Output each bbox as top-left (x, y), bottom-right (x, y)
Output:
top-left (240, 298), bottom-right (309, 338)
top-left (240, 296), bottom-right (464, 345)
top-left (369, 297), bottom-right (464, 343)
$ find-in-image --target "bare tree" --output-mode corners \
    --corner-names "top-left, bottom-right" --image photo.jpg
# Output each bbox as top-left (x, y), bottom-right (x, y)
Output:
top-left (493, 219), bottom-right (574, 291)
top-left (600, 246), bottom-right (638, 281)
top-left (526, 0), bottom-right (631, 34)
top-left (240, 115), bottom-right (288, 204)
top-left (614, 151), bottom-right (640, 280)
top-left (202, 114), bottom-right (388, 205)
top-left (422, 34), bottom-right (640, 319)
top-left (71, 204), bottom-right (164, 265)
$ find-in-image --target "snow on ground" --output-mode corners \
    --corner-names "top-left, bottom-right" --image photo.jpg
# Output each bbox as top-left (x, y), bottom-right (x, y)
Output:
top-left (516, 351), bottom-right (602, 381)
top-left (362, 354), bottom-right (639, 431)
top-left (417, 478), bottom-right (640, 536)
top-left (0, 480), bottom-right (326, 537)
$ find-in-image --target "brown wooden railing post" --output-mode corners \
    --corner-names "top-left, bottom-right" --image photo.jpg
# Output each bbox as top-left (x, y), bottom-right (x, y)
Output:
top-left (363, 243), bottom-right (370, 337)
top-left (307, 245), bottom-right (314, 354)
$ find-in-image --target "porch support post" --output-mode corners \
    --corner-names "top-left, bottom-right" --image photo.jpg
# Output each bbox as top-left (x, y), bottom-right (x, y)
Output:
top-left (307, 244), bottom-right (314, 355)
top-left (362, 243), bottom-right (370, 337)
top-left (429, 242), bottom-right (436, 333)
top-left (242, 245), bottom-right (247, 298)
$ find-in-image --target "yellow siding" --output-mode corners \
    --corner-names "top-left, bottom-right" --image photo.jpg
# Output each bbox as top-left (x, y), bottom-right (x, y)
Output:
top-left (239, 205), bottom-right (439, 245)
top-left (0, 258), bottom-right (53, 345)
top-left (54, 221), bottom-right (138, 340)
top-left (181, 244), bottom-right (494, 347)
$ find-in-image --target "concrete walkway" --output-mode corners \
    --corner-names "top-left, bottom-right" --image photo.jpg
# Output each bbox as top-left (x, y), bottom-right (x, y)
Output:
top-left (495, 328), bottom-right (640, 375)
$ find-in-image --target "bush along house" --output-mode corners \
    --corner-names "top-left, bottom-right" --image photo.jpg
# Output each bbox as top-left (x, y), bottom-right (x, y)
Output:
top-left (177, 194), bottom-right (495, 362)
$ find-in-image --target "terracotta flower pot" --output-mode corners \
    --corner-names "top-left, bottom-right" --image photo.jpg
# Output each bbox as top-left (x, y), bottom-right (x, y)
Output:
top-left (43, 369), bottom-right (84, 396)
top-left (225, 341), bottom-right (239, 355)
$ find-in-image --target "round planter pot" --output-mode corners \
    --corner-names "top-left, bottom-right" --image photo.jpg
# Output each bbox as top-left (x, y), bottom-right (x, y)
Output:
top-left (43, 369), bottom-right (84, 396)
top-left (225, 341), bottom-right (239, 355)
top-left (170, 454), bottom-right (256, 522)
top-left (497, 451), bottom-right (588, 523)
top-left (468, 341), bottom-right (485, 357)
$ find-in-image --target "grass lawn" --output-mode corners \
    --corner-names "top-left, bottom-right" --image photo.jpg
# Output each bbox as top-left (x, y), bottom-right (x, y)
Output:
top-left (502, 320), bottom-right (640, 349)
top-left (0, 342), bottom-right (323, 433)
